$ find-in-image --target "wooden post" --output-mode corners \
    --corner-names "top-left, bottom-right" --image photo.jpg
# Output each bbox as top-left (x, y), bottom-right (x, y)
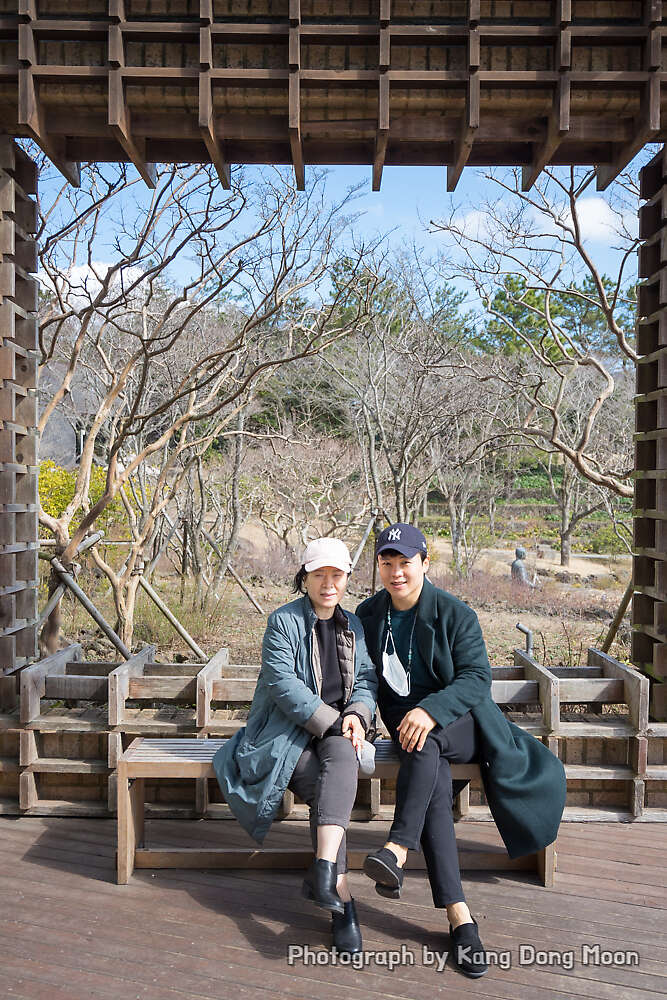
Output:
top-left (137, 576), bottom-right (207, 662)
top-left (49, 556), bottom-right (131, 658)
top-left (600, 578), bottom-right (633, 653)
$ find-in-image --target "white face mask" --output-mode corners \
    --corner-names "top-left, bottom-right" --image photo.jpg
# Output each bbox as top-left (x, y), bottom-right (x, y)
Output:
top-left (382, 627), bottom-right (411, 697)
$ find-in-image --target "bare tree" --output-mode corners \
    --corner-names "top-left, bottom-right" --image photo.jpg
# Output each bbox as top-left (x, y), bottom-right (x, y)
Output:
top-left (37, 161), bottom-right (381, 650)
top-left (429, 164), bottom-right (639, 503)
top-left (249, 431), bottom-right (370, 550)
top-left (430, 388), bottom-right (514, 577)
top-left (322, 265), bottom-right (472, 523)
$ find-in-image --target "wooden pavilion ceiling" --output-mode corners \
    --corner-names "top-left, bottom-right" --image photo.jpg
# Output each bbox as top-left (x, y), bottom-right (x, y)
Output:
top-left (1, 0), bottom-right (666, 191)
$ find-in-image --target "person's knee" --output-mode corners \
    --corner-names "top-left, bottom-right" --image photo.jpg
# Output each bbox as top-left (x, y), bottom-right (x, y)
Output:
top-left (406, 732), bottom-right (441, 763)
top-left (288, 755), bottom-right (320, 804)
top-left (321, 734), bottom-right (358, 768)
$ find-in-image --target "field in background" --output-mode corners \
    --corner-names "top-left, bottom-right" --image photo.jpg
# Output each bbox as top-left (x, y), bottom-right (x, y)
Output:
top-left (47, 519), bottom-right (631, 670)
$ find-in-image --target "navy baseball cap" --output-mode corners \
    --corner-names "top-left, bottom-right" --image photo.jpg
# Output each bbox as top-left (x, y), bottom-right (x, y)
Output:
top-left (375, 523), bottom-right (428, 558)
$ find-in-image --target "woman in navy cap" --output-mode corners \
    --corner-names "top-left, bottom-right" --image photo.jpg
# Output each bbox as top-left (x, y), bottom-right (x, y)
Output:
top-left (213, 536), bottom-right (377, 955)
top-left (355, 523), bottom-right (566, 978)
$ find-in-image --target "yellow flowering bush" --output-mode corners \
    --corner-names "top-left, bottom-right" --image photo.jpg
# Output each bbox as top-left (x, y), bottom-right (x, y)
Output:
top-left (39, 460), bottom-right (132, 536)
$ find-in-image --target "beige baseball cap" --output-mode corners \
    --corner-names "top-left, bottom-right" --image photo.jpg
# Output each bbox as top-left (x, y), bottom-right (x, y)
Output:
top-left (302, 537), bottom-right (352, 574)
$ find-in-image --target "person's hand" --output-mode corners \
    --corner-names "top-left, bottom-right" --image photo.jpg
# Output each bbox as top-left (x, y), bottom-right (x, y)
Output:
top-left (341, 713), bottom-right (365, 752)
top-left (397, 707), bottom-right (437, 752)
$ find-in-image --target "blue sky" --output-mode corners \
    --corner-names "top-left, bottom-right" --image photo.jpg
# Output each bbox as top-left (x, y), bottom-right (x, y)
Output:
top-left (34, 143), bottom-right (652, 315)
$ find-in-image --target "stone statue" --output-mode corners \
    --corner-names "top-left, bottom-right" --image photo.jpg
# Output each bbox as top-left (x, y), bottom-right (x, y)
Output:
top-left (511, 546), bottom-right (537, 588)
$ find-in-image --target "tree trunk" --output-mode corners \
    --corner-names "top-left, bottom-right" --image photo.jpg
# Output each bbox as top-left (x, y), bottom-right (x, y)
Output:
top-left (448, 495), bottom-right (462, 577)
top-left (180, 519), bottom-right (188, 603)
top-left (39, 562), bottom-right (64, 656)
top-left (114, 574), bottom-right (141, 649)
top-left (206, 412), bottom-right (246, 610)
top-left (38, 523), bottom-right (70, 656)
top-left (560, 531), bottom-right (571, 567)
top-left (363, 408), bottom-right (384, 513)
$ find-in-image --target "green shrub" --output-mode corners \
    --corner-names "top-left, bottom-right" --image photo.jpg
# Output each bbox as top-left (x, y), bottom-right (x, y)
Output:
top-left (589, 524), bottom-right (628, 555)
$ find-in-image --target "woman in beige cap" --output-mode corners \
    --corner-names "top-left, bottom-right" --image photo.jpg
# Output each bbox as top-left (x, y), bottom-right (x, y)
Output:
top-left (213, 536), bottom-right (378, 955)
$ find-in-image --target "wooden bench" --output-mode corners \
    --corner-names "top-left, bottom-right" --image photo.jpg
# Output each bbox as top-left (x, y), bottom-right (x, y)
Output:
top-left (117, 737), bottom-right (556, 887)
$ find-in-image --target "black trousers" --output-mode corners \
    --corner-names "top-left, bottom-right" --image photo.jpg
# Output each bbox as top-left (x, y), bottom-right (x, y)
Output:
top-left (383, 707), bottom-right (479, 907)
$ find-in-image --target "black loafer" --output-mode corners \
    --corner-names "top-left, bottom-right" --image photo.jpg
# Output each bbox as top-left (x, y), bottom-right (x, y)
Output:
top-left (449, 917), bottom-right (488, 978)
top-left (363, 847), bottom-right (404, 899)
top-left (331, 898), bottom-right (362, 955)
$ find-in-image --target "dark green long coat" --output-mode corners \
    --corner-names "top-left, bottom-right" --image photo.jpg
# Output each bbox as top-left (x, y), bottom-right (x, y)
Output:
top-left (355, 577), bottom-right (566, 860)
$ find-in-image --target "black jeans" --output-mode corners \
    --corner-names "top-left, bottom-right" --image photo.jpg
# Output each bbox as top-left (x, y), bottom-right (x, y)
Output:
top-left (383, 708), bottom-right (479, 907)
top-left (287, 733), bottom-right (359, 875)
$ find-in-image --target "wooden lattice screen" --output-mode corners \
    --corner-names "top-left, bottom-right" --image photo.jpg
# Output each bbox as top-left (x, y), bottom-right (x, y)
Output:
top-left (635, 146), bottom-right (667, 720)
top-left (0, 139), bottom-right (38, 681)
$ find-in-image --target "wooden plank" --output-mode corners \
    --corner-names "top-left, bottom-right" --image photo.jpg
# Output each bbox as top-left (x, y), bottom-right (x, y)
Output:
top-left (372, 72), bottom-right (389, 192)
top-left (24, 758), bottom-right (108, 774)
top-left (288, 4), bottom-right (304, 192)
top-left (558, 678), bottom-right (625, 702)
top-left (132, 844), bottom-right (540, 875)
top-left (210, 678), bottom-right (257, 701)
top-left (196, 646), bottom-right (229, 728)
top-left (19, 644), bottom-right (83, 725)
top-left (490, 679), bottom-right (539, 703)
top-left (144, 663), bottom-right (203, 675)
top-left (107, 645), bottom-right (155, 727)
top-left (127, 676), bottom-right (196, 699)
top-left (564, 764), bottom-right (634, 779)
top-left (43, 676), bottom-right (108, 700)
top-left (588, 647), bottom-right (650, 731)
top-left (18, 769), bottom-right (37, 809)
top-left (116, 759), bottom-right (132, 883)
top-left (514, 649), bottom-right (560, 731)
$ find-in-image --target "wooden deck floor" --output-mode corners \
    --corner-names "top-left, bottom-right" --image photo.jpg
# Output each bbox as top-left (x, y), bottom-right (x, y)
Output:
top-left (0, 816), bottom-right (665, 1000)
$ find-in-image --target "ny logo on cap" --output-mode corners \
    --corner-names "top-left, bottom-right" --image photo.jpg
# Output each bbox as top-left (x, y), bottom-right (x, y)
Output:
top-left (388, 528), bottom-right (401, 541)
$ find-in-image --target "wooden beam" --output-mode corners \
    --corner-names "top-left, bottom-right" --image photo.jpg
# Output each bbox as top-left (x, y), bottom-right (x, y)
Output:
top-left (108, 71), bottom-right (156, 187)
top-left (557, 0), bottom-right (571, 25)
top-left (288, 0), bottom-right (304, 190)
top-left (17, 80), bottom-right (80, 188)
top-left (373, 73), bottom-right (389, 191)
top-left (198, 14), bottom-right (230, 187)
top-left (17, 13), bottom-right (80, 187)
top-left (373, 0), bottom-right (390, 192)
top-left (596, 70), bottom-right (661, 188)
top-left (108, 1), bottom-right (155, 186)
top-left (109, 0), bottom-right (126, 21)
top-left (522, 74), bottom-right (570, 191)
top-left (199, 71), bottom-right (231, 189)
top-left (446, 3), bottom-right (480, 192)
top-left (447, 72), bottom-right (479, 192)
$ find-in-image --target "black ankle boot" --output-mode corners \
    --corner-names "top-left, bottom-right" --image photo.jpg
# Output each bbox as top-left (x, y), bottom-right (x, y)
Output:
top-left (331, 898), bottom-right (362, 955)
top-left (302, 859), bottom-right (344, 914)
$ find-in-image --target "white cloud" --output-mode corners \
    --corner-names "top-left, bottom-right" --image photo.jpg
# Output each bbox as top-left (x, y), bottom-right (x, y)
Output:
top-left (534, 196), bottom-right (638, 244)
top-left (453, 208), bottom-right (496, 241)
top-left (39, 261), bottom-right (148, 305)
